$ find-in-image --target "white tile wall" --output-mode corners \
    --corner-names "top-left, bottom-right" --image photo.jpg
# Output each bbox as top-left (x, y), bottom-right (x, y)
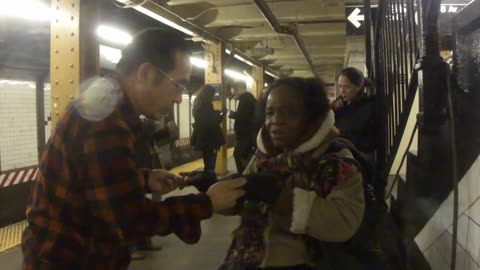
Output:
top-left (415, 154), bottom-right (480, 269)
top-left (448, 215), bottom-right (480, 264)
top-left (467, 198), bottom-right (480, 228)
top-left (176, 95), bottom-right (192, 139)
top-left (226, 98), bottom-right (238, 131)
top-left (0, 80), bottom-right (40, 171)
top-left (426, 230), bottom-right (480, 270)
top-left (416, 154), bottom-right (480, 251)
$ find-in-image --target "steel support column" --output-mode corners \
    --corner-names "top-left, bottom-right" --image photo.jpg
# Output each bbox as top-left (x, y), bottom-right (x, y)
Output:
top-left (252, 66), bottom-right (264, 99)
top-left (416, 0), bottom-right (449, 161)
top-left (50, 0), bottom-right (98, 128)
top-left (36, 75), bottom-right (46, 161)
top-left (205, 42), bottom-right (227, 175)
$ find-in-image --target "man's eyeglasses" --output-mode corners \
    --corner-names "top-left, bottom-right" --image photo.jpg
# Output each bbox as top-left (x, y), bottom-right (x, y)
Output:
top-left (156, 68), bottom-right (188, 92)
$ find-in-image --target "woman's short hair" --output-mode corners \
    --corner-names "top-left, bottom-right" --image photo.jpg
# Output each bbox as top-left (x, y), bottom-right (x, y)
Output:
top-left (265, 77), bottom-right (330, 123)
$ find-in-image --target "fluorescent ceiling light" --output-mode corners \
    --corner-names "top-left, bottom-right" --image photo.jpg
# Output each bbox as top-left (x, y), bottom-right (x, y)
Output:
top-left (134, 6), bottom-right (196, 37)
top-left (96, 25), bottom-right (132, 46)
top-left (225, 69), bottom-right (253, 82)
top-left (265, 70), bottom-right (279, 79)
top-left (225, 49), bottom-right (232, 54)
top-left (234, 54), bottom-right (254, 67)
top-left (189, 57), bottom-right (207, 69)
top-left (0, 0), bottom-right (51, 21)
top-left (0, 80), bottom-right (35, 88)
top-left (100, 45), bottom-right (122, 64)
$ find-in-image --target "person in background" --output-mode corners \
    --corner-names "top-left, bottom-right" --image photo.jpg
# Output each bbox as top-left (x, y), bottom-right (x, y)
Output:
top-left (21, 28), bottom-right (246, 270)
top-left (229, 81), bottom-right (257, 174)
top-left (191, 85), bottom-right (226, 173)
top-left (253, 87), bottom-right (269, 137)
top-left (331, 67), bottom-right (382, 198)
top-left (219, 77), bottom-right (365, 270)
top-left (331, 67), bottom-right (376, 157)
top-left (130, 112), bottom-right (178, 259)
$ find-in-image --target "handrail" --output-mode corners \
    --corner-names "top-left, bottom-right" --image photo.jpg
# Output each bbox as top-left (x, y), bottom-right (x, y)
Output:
top-left (372, 0), bottom-right (420, 179)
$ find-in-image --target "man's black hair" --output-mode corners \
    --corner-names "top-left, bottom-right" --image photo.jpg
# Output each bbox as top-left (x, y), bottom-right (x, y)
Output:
top-left (265, 77), bottom-right (330, 123)
top-left (116, 28), bottom-right (191, 75)
top-left (232, 81), bottom-right (246, 90)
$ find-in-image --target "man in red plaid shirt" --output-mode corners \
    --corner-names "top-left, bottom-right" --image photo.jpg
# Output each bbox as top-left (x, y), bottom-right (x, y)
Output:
top-left (21, 29), bottom-right (245, 270)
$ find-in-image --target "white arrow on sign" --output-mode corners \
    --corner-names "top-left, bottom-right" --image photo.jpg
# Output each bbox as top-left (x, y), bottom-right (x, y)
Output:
top-left (348, 8), bottom-right (365, 28)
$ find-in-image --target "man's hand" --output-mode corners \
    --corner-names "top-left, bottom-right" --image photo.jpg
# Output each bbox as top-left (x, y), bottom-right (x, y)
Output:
top-left (207, 178), bottom-right (246, 212)
top-left (147, 169), bottom-right (183, 194)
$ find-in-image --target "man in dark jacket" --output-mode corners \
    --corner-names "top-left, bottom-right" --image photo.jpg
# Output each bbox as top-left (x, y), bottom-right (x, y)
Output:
top-left (229, 81), bottom-right (257, 174)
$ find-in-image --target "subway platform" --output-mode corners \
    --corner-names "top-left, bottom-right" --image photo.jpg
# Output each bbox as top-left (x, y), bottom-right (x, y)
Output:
top-left (0, 150), bottom-right (240, 270)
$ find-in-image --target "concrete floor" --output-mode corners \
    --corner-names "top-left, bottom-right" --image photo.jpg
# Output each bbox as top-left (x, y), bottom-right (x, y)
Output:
top-left (0, 156), bottom-right (241, 270)
top-left (0, 212), bottom-right (240, 270)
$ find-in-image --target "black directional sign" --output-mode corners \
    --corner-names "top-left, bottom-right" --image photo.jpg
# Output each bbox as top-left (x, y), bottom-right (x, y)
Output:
top-left (345, 5), bottom-right (377, 36)
top-left (345, 3), bottom-right (466, 36)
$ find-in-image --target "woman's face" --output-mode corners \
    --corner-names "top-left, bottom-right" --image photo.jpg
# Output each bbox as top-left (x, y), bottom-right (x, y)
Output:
top-left (265, 86), bottom-right (307, 150)
top-left (338, 75), bottom-right (362, 102)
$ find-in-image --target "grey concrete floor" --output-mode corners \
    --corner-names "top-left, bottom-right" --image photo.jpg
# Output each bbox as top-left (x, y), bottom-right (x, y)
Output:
top-left (0, 157), bottom-right (241, 270)
top-left (0, 212), bottom-right (240, 270)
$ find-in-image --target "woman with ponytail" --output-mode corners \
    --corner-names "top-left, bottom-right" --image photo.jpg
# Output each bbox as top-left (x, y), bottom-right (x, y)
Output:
top-left (331, 67), bottom-right (376, 157)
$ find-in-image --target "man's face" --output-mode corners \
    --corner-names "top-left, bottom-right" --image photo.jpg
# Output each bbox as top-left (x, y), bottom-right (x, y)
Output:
top-left (137, 51), bottom-right (191, 120)
top-left (231, 87), bottom-right (239, 99)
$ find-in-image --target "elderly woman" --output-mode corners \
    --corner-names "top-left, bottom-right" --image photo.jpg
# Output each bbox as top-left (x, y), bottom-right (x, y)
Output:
top-left (219, 77), bottom-right (365, 270)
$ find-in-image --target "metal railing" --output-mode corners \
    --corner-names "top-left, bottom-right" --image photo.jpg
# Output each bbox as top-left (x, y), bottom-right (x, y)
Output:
top-left (370, 0), bottom-right (421, 176)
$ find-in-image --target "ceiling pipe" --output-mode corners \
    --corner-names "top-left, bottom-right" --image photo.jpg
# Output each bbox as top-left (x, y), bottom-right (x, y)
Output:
top-left (252, 0), bottom-right (320, 79)
top-left (116, 0), bottom-right (279, 77)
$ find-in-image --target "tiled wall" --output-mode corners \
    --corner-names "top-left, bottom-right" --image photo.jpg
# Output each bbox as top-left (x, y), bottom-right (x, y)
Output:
top-left (0, 80), bottom-right (39, 171)
top-left (415, 154), bottom-right (480, 270)
top-left (226, 98), bottom-right (238, 131)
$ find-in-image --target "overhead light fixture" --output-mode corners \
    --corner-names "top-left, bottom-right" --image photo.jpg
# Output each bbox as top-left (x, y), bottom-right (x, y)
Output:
top-left (96, 25), bottom-right (132, 46)
top-left (225, 49), bottom-right (232, 54)
top-left (0, 0), bottom-right (51, 21)
top-left (133, 6), bottom-right (196, 37)
top-left (225, 69), bottom-right (254, 82)
top-left (234, 54), bottom-right (254, 67)
top-left (265, 70), bottom-right (279, 79)
top-left (0, 80), bottom-right (36, 88)
top-left (189, 57), bottom-right (207, 69)
top-left (100, 45), bottom-right (122, 64)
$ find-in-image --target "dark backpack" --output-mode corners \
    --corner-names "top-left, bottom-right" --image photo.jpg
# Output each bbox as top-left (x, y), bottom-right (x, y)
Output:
top-left (306, 139), bottom-right (404, 270)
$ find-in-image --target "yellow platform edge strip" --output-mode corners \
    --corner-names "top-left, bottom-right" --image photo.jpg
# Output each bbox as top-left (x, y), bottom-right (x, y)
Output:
top-left (0, 220), bottom-right (27, 253)
top-left (0, 148), bottom-right (234, 254)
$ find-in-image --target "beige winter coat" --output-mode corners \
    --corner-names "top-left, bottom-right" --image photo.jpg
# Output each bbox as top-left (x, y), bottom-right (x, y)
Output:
top-left (239, 111), bottom-right (365, 267)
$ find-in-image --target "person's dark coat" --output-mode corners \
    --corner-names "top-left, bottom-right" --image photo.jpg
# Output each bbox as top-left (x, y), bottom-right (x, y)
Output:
top-left (333, 92), bottom-right (376, 154)
top-left (229, 92), bottom-right (257, 139)
top-left (191, 102), bottom-right (225, 151)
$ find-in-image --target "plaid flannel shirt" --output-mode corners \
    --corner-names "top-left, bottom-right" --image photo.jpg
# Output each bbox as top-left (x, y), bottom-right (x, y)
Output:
top-left (22, 83), bottom-right (212, 270)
